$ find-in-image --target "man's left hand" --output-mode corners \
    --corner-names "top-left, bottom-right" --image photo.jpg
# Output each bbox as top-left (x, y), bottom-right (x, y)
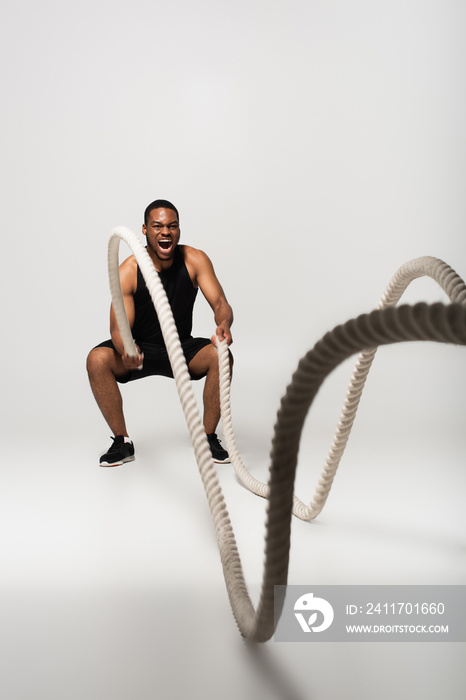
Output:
top-left (212, 324), bottom-right (233, 346)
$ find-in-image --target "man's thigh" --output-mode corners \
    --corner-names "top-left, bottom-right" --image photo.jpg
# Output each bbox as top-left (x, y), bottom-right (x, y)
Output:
top-left (188, 343), bottom-right (217, 377)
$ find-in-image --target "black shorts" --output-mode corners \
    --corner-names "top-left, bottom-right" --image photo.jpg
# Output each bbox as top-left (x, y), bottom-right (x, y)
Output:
top-left (95, 337), bottom-right (212, 384)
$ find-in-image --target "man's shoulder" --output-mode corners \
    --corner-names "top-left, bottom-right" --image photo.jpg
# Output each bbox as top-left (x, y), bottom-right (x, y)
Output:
top-left (180, 244), bottom-right (210, 266)
top-left (179, 245), bottom-right (213, 288)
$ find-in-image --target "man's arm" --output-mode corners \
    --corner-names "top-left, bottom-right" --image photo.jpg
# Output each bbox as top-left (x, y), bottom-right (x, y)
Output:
top-left (189, 248), bottom-right (234, 345)
top-left (109, 257), bottom-right (143, 369)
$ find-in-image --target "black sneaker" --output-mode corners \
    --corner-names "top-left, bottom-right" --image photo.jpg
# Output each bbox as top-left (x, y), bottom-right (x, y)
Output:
top-left (207, 433), bottom-right (230, 464)
top-left (99, 435), bottom-right (135, 467)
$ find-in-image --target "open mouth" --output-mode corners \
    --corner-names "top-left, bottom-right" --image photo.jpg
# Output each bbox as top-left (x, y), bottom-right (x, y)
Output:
top-left (157, 238), bottom-right (173, 254)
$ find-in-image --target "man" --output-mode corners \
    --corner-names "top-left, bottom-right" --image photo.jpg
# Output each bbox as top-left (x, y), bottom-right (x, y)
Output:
top-left (87, 199), bottom-right (233, 467)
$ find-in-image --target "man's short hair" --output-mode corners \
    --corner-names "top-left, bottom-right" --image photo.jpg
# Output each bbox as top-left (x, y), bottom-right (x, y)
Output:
top-left (144, 199), bottom-right (179, 226)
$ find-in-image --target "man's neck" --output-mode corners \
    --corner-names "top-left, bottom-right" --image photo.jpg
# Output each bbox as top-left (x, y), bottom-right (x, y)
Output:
top-left (146, 244), bottom-right (177, 273)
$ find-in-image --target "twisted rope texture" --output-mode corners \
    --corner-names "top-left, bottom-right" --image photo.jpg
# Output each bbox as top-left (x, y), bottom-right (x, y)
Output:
top-left (108, 229), bottom-right (466, 642)
top-left (218, 256), bottom-right (466, 520)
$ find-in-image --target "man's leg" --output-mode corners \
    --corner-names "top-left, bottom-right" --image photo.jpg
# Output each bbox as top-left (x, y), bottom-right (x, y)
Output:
top-left (188, 343), bottom-right (233, 434)
top-left (86, 346), bottom-right (130, 437)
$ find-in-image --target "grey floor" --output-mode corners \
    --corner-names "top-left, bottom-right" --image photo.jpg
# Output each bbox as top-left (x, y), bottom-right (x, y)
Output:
top-left (2, 345), bottom-right (465, 700)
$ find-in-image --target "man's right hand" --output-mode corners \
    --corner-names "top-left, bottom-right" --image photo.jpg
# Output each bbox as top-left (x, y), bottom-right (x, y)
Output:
top-left (121, 348), bottom-right (144, 371)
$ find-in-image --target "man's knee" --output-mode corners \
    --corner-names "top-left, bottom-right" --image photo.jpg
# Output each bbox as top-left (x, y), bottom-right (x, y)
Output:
top-left (189, 343), bottom-right (233, 378)
top-left (86, 347), bottom-right (114, 378)
top-left (209, 344), bottom-right (234, 374)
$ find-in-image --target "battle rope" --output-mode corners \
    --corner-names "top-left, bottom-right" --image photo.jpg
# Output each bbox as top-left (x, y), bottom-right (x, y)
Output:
top-left (217, 256), bottom-right (466, 520)
top-left (108, 227), bottom-right (466, 642)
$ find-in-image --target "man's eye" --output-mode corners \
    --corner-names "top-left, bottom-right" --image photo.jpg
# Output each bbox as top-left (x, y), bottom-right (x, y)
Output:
top-left (169, 224), bottom-right (178, 231)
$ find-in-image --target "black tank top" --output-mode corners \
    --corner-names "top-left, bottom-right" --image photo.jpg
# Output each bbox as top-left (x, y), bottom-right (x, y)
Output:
top-left (132, 246), bottom-right (198, 344)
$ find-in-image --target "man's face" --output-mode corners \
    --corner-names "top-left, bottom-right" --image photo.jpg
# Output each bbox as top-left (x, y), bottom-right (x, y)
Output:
top-left (142, 207), bottom-right (180, 262)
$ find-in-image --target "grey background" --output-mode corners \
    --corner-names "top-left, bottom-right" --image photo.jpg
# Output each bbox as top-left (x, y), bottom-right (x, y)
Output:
top-left (1, 1), bottom-right (465, 699)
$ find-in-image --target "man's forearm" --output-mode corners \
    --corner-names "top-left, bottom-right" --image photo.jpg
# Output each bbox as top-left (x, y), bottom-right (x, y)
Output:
top-left (214, 299), bottom-right (234, 330)
top-left (213, 299), bottom-right (234, 344)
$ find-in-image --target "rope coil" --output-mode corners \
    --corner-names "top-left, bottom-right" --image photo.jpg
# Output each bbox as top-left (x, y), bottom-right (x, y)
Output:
top-left (108, 227), bottom-right (466, 641)
top-left (218, 255), bottom-right (466, 521)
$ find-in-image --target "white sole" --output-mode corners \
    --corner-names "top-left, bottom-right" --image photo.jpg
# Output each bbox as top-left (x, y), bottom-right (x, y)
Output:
top-left (99, 455), bottom-right (135, 468)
